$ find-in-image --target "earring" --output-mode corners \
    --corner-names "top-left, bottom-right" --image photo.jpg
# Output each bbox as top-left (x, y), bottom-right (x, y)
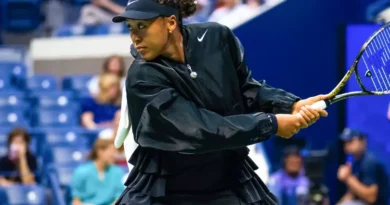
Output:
top-left (169, 30), bottom-right (172, 34)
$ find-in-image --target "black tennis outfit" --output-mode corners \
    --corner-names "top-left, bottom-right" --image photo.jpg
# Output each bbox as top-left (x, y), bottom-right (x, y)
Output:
top-left (115, 22), bottom-right (300, 205)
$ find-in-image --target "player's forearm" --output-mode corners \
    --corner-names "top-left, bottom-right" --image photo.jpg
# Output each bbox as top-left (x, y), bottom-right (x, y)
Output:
top-left (346, 175), bottom-right (377, 203)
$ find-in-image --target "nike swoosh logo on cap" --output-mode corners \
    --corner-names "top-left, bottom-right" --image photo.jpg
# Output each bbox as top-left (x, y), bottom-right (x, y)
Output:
top-left (127, 0), bottom-right (139, 6)
top-left (197, 29), bottom-right (208, 42)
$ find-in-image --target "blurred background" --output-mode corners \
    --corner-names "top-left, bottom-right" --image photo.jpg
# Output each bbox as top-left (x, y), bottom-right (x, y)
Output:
top-left (0, 0), bottom-right (390, 204)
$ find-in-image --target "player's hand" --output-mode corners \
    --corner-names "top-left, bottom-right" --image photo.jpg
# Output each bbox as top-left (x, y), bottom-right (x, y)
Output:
top-left (292, 95), bottom-right (329, 117)
top-left (275, 114), bottom-right (307, 139)
top-left (337, 164), bottom-right (352, 182)
top-left (297, 105), bottom-right (322, 127)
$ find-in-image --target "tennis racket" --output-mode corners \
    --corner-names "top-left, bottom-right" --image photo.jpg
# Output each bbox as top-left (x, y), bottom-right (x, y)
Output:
top-left (311, 22), bottom-right (390, 110)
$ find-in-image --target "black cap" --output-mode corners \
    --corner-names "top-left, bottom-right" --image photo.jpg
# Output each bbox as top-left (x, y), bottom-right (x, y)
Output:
top-left (340, 128), bottom-right (366, 141)
top-left (112, 0), bottom-right (179, 23)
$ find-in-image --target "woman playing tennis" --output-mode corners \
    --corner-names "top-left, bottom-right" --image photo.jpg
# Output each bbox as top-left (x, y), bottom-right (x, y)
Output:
top-left (112, 0), bottom-right (328, 204)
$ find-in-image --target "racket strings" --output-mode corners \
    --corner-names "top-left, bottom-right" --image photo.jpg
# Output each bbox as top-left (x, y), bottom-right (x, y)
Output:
top-left (359, 27), bottom-right (390, 93)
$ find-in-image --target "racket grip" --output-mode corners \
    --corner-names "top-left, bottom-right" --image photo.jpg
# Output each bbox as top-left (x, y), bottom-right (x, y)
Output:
top-left (311, 100), bottom-right (328, 110)
top-left (114, 128), bottom-right (129, 148)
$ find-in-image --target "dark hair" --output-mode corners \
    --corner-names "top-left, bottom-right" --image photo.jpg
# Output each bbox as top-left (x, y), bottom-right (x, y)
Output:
top-left (283, 145), bottom-right (302, 158)
top-left (103, 55), bottom-right (126, 78)
top-left (153, 0), bottom-right (197, 21)
top-left (7, 127), bottom-right (31, 148)
top-left (88, 138), bottom-right (114, 160)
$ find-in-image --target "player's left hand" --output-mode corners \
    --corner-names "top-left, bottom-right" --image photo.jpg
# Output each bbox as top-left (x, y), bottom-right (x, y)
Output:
top-left (338, 164), bottom-right (352, 182)
top-left (292, 95), bottom-right (329, 117)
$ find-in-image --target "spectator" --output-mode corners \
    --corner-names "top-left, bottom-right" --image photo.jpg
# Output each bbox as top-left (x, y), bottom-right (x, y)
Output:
top-left (81, 73), bottom-right (121, 130)
top-left (210, 0), bottom-right (263, 27)
top-left (209, 0), bottom-right (243, 22)
top-left (88, 55), bottom-right (126, 96)
top-left (337, 129), bottom-right (389, 205)
top-left (268, 146), bottom-right (310, 205)
top-left (71, 138), bottom-right (124, 205)
top-left (80, 0), bottom-right (125, 25)
top-left (0, 128), bottom-right (37, 186)
top-left (97, 123), bottom-right (127, 167)
top-left (366, 0), bottom-right (390, 23)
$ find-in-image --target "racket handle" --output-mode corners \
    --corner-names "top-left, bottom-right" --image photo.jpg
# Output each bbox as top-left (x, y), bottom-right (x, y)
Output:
top-left (311, 100), bottom-right (328, 110)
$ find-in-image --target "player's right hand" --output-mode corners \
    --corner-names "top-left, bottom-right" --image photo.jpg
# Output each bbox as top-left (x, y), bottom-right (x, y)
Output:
top-left (275, 114), bottom-right (304, 139)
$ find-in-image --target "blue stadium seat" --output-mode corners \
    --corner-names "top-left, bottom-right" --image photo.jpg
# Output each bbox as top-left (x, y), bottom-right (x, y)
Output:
top-left (0, 62), bottom-right (27, 89)
top-left (0, 109), bottom-right (28, 127)
top-left (62, 74), bottom-right (92, 95)
top-left (0, 74), bottom-right (13, 90)
top-left (0, 128), bottom-right (10, 145)
top-left (1, 0), bottom-right (44, 32)
top-left (49, 146), bottom-right (89, 165)
top-left (54, 24), bottom-right (129, 37)
top-left (27, 74), bottom-right (57, 92)
top-left (0, 46), bottom-right (26, 63)
top-left (0, 188), bottom-right (8, 205)
top-left (0, 185), bottom-right (46, 205)
top-left (55, 163), bottom-right (80, 185)
top-left (32, 109), bottom-right (78, 127)
top-left (29, 91), bottom-right (77, 109)
top-left (0, 91), bottom-right (26, 108)
top-left (53, 24), bottom-right (86, 37)
top-left (93, 23), bottom-right (129, 35)
top-left (0, 144), bottom-right (7, 156)
top-left (69, 0), bottom-right (90, 6)
top-left (39, 128), bottom-right (89, 147)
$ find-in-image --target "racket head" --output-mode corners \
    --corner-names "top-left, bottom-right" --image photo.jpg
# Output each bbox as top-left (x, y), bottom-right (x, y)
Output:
top-left (353, 22), bottom-right (390, 96)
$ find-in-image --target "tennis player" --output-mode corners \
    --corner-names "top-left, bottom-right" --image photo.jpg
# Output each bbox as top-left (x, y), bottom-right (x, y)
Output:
top-left (112, 0), bottom-right (328, 204)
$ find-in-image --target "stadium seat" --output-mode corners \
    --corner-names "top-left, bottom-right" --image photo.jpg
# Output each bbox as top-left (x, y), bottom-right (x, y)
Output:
top-left (53, 24), bottom-right (87, 37)
top-left (29, 91), bottom-right (77, 109)
top-left (1, 0), bottom-right (44, 32)
top-left (69, 0), bottom-right (90, 6)
top-left (0, 46), bottom-right (26, 63)
top-left (0, 109), bottom-right (29, 127)
top-left (0, 91), bottom-right (25, 108)
top-left (62, 74), bottom-right (92, 90)
top-left (0, 128), bottom-right (10, 145)
top-left (0, 144), bottom-right (7, 156)
top-left (0, 62), bottom-right (27, 87)
top-left (90, 24), bottom-right (129, 35)
top-left (31, 109), bottom-right (78, 127)
top-left (0, 185), bottom-right (46, 205)
top-left (55, 163), bottom-right (80, 185)
top-left (0, 188), bottom-right (8, 205)
top-left (40, 128), bottom-right (89, 147)
top-left (49, 146), bottom-right (89, 165)
top-left (27, 74), bottom-right (58, 92)
top-left (0, 74), bottom-right (13, 90)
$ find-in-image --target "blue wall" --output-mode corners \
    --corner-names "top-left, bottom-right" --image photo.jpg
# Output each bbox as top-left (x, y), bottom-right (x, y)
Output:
top-left (232, 0), bottom-right (369, 202)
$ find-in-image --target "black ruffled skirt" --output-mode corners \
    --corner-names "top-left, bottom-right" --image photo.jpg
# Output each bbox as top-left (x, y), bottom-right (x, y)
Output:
top-left (115, 147), bottom-right (277, 205)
